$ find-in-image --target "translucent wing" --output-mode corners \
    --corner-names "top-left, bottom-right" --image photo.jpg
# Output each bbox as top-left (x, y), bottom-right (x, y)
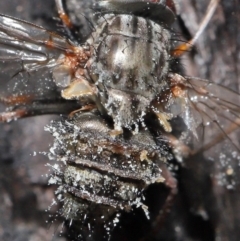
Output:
top-left (0, 14), bottom-right (80, 120)
top-left (168, 74), bottom-right (240, 155)
top-left (186, 77), bottom-right (240, 152)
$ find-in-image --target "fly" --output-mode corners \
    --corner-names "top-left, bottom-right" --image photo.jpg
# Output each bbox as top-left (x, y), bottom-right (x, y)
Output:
top-left (0, 0), bottom-right (239, 240)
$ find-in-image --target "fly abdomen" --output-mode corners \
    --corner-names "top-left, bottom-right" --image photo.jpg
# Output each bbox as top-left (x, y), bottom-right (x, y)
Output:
top-left (47, 111), bottom-right (168, 224)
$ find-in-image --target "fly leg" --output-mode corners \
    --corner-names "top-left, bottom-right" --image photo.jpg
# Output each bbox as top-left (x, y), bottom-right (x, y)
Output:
top-left (68, 104), bottom-right (96, 118)
top-left (55, 0), bottom-right (80, 42)
top-left (151, 73), bottom-right (189, 134)
top-left (171, 0), bottom-right (219, 58)
top-left (141, 163), bottom-right (178, 241)
top-left (153, 163), bottom-right (178, 226)
top-left (0, 94), bottom-right (80, 122)
top-left (0, 95), bottom-right (34, 121)
top-left (0, 109), bottom-right (28, 122)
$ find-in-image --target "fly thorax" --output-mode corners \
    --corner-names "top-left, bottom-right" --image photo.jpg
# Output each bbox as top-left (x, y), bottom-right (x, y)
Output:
top-left (87, 14), bottom-right (171, 129)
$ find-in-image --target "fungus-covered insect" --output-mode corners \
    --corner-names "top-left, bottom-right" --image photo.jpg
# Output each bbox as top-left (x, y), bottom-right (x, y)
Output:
top-left (0, 0), bottom-right (239, 240)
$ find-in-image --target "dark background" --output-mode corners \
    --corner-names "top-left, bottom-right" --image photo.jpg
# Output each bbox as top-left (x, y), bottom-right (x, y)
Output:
top-left (0, 0), bottom-right (239, 240)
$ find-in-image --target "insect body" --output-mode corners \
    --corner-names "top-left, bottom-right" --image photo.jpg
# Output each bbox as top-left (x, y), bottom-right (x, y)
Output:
top-left (47, 110), bottom-right (175, 239)
top-left (53, 1), bottom-right (177, 134)
top-left (84, 2), bottom-right (174, 132)
top-left (0, 0), bottom-right (239, 240)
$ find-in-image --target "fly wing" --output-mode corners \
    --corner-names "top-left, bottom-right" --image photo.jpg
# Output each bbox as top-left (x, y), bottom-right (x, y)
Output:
top-left (164, 75), bottom-right (240, 178)
top-left (171, 76), bottom-right (240, 192)
top-left (168, 76), bottom-right (240, 157)
top-left (0, 14), bottom-right (79, 120)
top-left (185, 77), bottom-right (240, 153)
top-left (0, 14), bottom-right (75, 65)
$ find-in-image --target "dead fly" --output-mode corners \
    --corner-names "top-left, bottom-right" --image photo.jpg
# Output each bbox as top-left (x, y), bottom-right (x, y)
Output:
top-left (0, 0), bottom-right (239, 240)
